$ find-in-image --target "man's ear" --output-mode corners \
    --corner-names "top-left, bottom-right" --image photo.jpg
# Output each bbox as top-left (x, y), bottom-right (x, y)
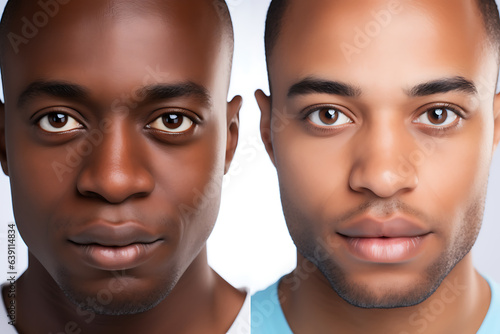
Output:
top-left (493, 92), bottom-right (500, 154)
top-left (224, 95), bottom-right (242, 174)
top-left (255, 89), bottom-right (276, 166)
top-left (0, 100), bottom-right (8, 176)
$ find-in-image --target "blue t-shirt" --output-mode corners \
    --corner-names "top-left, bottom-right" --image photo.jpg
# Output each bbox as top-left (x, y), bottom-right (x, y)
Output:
top-left (251, 276), bottom-right (500, 333)
top-left (251, 279), bottom-right (292, 334)
top-left (478, 276), bottom-right (500, 333)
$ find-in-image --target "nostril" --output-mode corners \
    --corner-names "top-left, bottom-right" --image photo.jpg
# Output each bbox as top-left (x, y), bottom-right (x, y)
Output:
top-left (76, 167), bottom-right (155, 204)
top-left (349, 163), bottom-right (419, 198)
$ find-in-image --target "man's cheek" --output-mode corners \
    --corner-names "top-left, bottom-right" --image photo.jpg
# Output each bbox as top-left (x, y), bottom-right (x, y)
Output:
top-left (277, 154), bottom-right (337, 201)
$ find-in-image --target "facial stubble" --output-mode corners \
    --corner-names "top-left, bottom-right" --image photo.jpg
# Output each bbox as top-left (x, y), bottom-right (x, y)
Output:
top-left (284, 190), bottom-right (486, 309)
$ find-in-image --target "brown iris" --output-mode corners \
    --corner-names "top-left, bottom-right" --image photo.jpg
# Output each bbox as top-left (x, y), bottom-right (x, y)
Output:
top-left (427, 108), bottom-right (447, 125)
top-left (48, 113), bottom-right (69, 128)
top-left (318, 108), bottom-right (339, 125)
top-left (162, 113), bottom-right (183, 129)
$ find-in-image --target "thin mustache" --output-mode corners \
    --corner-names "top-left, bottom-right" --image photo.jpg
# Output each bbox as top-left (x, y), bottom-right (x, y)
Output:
top-left (334, 199), bottom-right (432, 225)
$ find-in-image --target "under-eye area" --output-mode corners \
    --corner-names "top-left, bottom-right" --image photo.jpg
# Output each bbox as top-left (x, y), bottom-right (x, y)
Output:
top-left (29, 108), bottom-right (87, 144)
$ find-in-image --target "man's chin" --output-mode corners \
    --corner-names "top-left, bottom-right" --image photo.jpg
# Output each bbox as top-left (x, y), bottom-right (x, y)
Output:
top-left (310, 256), bottom-right (453, 309)
top-left (78, 297), bottom-right (166, 316)
top-left (331, 279), bottom-right (438, 309)
top-left (56, 276), bottom-right (177, 316)
top-left (62, 286), bottom-right (172, 316)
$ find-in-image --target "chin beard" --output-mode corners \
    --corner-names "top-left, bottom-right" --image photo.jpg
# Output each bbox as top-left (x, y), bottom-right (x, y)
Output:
top-left (64, 286), bottom-right (172, 316)
top-left (56, 271), bottom-right (180, 316)
top-left (307, 249), bottom-right (459, 309)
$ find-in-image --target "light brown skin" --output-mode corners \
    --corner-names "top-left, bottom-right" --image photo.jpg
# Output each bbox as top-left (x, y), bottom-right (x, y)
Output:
top-left (0, 0), bottom-right (244, 333)
top-left (257, 0), bottom-right (500, 333)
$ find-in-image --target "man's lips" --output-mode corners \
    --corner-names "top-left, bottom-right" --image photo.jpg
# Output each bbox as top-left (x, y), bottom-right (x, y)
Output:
top-left (72, 241), bottom-right (163, 271)
top-left (337, 215), bottom-right (431, 263)
top-left (340, 236), bottom-right (427, 263)
top-left (68, 221), bottom-right (163, 270)
top-left (337, 216), bottom-right (430, 238)
top-left (68, 221), bottom-right (161, 246)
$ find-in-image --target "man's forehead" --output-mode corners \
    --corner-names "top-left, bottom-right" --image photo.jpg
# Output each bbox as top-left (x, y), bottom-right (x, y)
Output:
top-left (6, 0), bottom-right (216, 22)
top-left (277, 0), bottom-right (481, 36)
top-left (270, 0), bottom-right (493, 97)
top-left (1, 0), bottom-right (231, 105)
top-left (1, 0), bottom-right (229, 65)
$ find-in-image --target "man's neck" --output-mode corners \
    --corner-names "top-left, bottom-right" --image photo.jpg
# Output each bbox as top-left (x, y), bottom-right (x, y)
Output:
top-left (4, 249), bottom-right (245, 334)
top-left (280, 254), bottom-right (491, 334)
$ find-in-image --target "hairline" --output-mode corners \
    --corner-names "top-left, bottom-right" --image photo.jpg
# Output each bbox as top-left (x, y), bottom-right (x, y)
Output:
top-left (264, 0), bottom-right (500, 97)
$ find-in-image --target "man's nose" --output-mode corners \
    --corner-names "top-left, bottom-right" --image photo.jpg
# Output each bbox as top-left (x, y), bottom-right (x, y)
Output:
top-left (348, 119), bottom-right (419, 198)
top-left (76, 123), bottom-right (155, 204)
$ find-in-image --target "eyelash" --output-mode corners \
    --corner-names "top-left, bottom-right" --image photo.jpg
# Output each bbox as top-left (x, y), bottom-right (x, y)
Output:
top-left (300, 104), bottom-right (354, 130)
top-left (299, 102), bottom-right (465, 133)
top-left (302, 104), bottom-right (353, 120)
top-left (33, 109), bottom-right (86, 132)
top-left (413, 103), bottom-right (465, 131)
top-left (144, 109), bottom-right (202, 142)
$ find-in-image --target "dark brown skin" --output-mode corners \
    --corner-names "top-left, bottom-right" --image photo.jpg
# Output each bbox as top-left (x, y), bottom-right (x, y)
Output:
top-left (257, 0), bottom-right (500, 333)
top-left (0, 0), bottom-right (244, 333)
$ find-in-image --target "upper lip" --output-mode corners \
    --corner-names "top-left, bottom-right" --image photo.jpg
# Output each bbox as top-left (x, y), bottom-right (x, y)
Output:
top-left (68, 221), bottom-right (161, 247)
top-left (337, 215), bottom-right (430, 238)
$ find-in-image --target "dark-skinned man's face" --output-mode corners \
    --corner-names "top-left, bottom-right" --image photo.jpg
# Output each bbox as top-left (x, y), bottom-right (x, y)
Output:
top-left (258, 0), bottom-right (500, 308)
top-left (0, 0), bottom-right (239, 315)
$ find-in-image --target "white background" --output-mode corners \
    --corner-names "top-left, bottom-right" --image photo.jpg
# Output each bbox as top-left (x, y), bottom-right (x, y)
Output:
top-left (0, 0), bottom-right (499, 294)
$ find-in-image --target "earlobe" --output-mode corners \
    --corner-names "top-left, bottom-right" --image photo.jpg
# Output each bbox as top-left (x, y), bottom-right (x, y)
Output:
top-left (0, 101), bottom-right (8, 176)
top-left (493, 92), bottom-right (500, 154)
top-left (224, 95), bottom-right (242, 174)
top-left (255, 89), bottom-right (276, 166)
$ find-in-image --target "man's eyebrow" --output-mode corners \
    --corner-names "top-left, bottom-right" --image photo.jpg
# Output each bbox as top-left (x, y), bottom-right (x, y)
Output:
top-left (407, 76), bottom-right (478, 97)
top-left (138, 82), bottom-right (212, 107)
top-left (17, 81), bottom-right (213, 108)
top-left (18, 80), bottom-right (90, 108)
top-left (287, 77), bottom-right (362, 98)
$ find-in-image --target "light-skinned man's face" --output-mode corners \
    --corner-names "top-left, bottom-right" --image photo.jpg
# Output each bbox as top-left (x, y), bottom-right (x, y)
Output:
top-left (0, 0), bottom-right (239, 315)
top-left (258, 0), bottom-right (500, 308)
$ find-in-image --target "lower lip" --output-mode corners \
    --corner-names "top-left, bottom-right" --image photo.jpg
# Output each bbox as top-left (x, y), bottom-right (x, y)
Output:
top-left (341, 235), bottom-right (428, 263)
top-left (72, 241), bottom-right (162, 271)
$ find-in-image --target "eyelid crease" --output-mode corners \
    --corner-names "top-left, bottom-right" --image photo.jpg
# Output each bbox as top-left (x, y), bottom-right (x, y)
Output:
top-left (30, 106), bottom-right (89, 128)
top-left (299, 103), bottom-right (353, 119)
top-left (34, 111), bottom-right (85, 126)
top-left (147, 114), bottom-right (194, 133)
top-left (146, 108), bottom-right (203, 126)
top-left (414, 103), bottom-right (467, 121)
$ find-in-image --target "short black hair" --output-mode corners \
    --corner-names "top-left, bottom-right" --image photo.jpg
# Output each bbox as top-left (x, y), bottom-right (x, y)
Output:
top-left (264, 0), bottom-right (289, 62)
top-left (0, 0), bottom-right (20, 38)
top-left (264, 0), bottom-right (500, 64)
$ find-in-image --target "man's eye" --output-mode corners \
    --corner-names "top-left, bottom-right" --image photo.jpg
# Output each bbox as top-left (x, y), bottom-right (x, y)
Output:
top-left (38, 113), bottom-right (83, 133)
top-left (148, 113), bottom-right (194, 133)
top-left (415, 107), bottom-right (459, 127)
top-left (308, 108), bottom-right (353, 127)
